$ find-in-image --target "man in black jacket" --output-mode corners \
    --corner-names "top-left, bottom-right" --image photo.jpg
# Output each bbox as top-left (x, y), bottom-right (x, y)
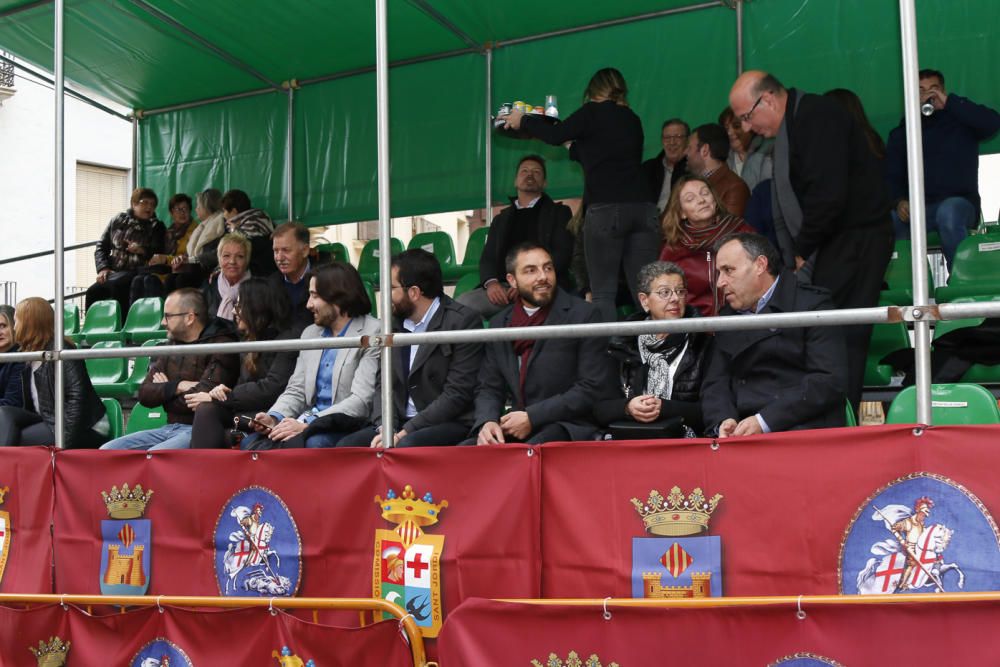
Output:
top-left (268, 221), bottom-right (313, 332)
top-left (458, 155), bottom-right (573, 319)
top-left (641, 118), bottom-right (690, 212)
top-left (339, 249), bottom-right (483, 447)
top-left (729, 71), bottom-right (893, 411)
top-left (701, 234), bottom-right (847, 437)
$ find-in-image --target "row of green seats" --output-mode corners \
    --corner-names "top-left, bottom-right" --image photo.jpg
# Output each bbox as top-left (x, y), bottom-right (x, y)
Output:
top-left (100, 397), bottom-right (167, 441)
top-left (882, 232), bottom-right (1000, 304)
top-left (65, 298), bottom-right (167, 347)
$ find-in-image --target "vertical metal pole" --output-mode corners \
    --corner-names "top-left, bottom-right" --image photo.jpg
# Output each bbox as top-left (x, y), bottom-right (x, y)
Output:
top-left (130, 115), bottom-right (138, 190)
top-left (286, 86), bottom-right (295, 221)
top-left (899, 0), bottom-right (932, 425)
top-left (375, 0), bottom-right (394, 437)
top-left (735, 0), bottom-right (744, 74)
top-left (484, 47), bottom-right (493, 225)
top-left (53, 0), bottom-right (65, 448)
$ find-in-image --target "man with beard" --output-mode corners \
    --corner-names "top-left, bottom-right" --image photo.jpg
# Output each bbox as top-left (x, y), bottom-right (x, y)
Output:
top-left (338, 249), bottom-right (483, 447)
top-left (465, 242), bottom-right (614, 445)
top-left (458, 155), bottom-right (573, 319)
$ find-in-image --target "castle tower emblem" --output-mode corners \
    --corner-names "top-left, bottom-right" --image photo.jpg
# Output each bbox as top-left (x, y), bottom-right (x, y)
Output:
top-left (0, 485), bottom-right (10, 586)
top-left (373, 484), bottom-right (448, 638)
top-left (100, 483), bottom-right (153, 596)
top-left (630, 486), bottom-right (724, 598)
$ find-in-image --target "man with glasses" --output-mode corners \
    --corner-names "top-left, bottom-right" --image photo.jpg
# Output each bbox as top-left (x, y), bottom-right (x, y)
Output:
top-left (729, 70), bottom-right (892, 413)
top-left (702, 233), bottom-right (847, 438)
top-left (643, 119), bottom-right (690, 212)
top-left (100, 288), bottom-right (240, 451)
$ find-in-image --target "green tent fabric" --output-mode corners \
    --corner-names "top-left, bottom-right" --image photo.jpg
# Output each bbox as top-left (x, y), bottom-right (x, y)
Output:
top-left (2, 0), bottom-right (998, 226)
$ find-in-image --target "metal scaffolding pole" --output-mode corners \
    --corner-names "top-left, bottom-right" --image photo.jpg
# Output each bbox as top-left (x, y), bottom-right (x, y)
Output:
top-left (375, 0), bottom-right (395, 438)
top-left (735, 0), bottom-right (744, 74)
top-left (286, 85), bottom-right (295, 221)
top-left (485, 47), bottom-right (493, 228)
top-left (131, 115), bottom-right (138, 190)
top-left (53, 0), bottom-right (65, 448)
top-left (898, 0), bottom-right (933, 425)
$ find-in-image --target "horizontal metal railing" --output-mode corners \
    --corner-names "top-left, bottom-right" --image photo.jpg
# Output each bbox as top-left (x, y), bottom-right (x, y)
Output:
top-left (0, 240), bottom-right (98, 267)
top-left (502, 591), bottom-right (1000, 608)
top-left (0, 594), bottom-right (428, 666)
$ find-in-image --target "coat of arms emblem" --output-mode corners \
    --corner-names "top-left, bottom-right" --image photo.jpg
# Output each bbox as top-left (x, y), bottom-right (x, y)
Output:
top-left (0, 485), bottom-right (9, 586)
top-left (373, 484), bottom-right (447, 638)
top-left (272, 646), bottom-right (315, 666)
top-left (131, 638), bottom-right (194, 666)
top-left (100, 483), bottom-right (153, 595)
top-left (213, 486), bottom-right (301, 597)
top-left (29, 636), bottom-right (70, 667)
top-left (767, 653), bottom-right (845, 666)
top-left (630, 486), bottom-right (723, 598)
top-left (840, 472), bottom-right (1000, 594)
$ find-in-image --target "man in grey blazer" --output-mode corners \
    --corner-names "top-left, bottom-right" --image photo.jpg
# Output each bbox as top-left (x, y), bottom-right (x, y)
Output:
top-left (249, 262), bottom-right (380, 448)
top-left (339, 249), bottom-right (483, 448)
top-left (467, 242), bottom-right (614, 445)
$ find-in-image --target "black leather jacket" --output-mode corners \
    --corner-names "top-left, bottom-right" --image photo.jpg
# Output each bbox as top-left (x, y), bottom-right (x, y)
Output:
top-left (21, 349), bottom-right (106, 449)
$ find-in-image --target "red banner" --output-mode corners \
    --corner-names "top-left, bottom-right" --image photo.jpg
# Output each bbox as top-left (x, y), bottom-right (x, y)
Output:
top-left (0, 602), bottom-right (411, 666)
top-left (438, 597), bottom-right (1000, 665)
top-left (0, 447), bottom-right (53, 594)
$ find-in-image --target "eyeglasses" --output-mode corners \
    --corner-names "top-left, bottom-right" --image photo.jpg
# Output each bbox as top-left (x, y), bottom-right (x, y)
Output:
top-left (662, 134), bottom-right (688, 143)
top-left (737, 95), bottom-right (764, 123)
top-left (163, 312), bottom-right (192, 319)
top-left (647, 288), bottom-right (688, 300)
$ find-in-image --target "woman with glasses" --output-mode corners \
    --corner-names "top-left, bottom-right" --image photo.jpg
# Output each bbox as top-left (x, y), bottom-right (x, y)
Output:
top-left (186, 278), bottom-right (298, 449)
top-left (503, 67), bottom-right (659, 322)
top-left (594, 262), bottom-right (707, 439)
top-left (659, 175), bottom-right (752, 316)
top-left (204, 232), bottom-right (252, 320)
top-left (0, 298), bottom-right (108, 448)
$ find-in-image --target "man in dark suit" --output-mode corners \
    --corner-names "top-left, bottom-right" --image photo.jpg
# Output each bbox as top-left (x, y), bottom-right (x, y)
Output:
top-left (701, 233), bottom-right (847, 437)
top-left (339, 249), bottom-right (483, 447)
top-left (458, 155), bottom-right (573, 319)
top-left (467, 242), bottom-right (613, 445)
top-left (642, 118), bottom-right (690, 212)
top-left (268, 221), bottom-right (313, 332)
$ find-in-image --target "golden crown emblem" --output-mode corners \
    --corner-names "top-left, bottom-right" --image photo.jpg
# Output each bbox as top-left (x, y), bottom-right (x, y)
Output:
top-left (101, 483), bottom-right (154, 519)
top-left (631, 486), bottom-right (723, 536)
top-left (531, 651), bottom-right (619, 667)
top-left (29, 636), bottom-right (70, 667)
top-left (374, 484), bottom-right (448, 529)
top-left (0, 484), bottom-right (8, 505)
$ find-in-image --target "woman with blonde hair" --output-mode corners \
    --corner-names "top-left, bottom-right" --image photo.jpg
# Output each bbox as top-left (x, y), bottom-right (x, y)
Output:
top-left (658, 175), bottom-right (751, 316)
top-left (503, 67), bottom-right (659, 321)
top-left (0, 298), bottom-right (108, 448)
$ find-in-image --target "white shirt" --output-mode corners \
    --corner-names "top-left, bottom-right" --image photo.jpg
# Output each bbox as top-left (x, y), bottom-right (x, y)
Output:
top-left (401, 297), bottom-right (441, 418)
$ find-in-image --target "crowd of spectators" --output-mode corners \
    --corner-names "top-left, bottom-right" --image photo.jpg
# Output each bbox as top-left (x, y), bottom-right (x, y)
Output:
top-left (0, 66), bottom-right (997, 450)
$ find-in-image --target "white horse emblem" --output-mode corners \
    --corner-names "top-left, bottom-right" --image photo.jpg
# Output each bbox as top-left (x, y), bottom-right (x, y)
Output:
top-left (857, 515), bottom-right (965, 594)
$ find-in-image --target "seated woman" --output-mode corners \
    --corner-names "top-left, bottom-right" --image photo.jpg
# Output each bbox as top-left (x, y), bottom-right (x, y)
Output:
top-left (220, 189), bottom-right (275, 277)
top-left (594, 262), bottom-right (707, 439)
top-left (188, 188), bottom-right (226, 274)
top-left (0, 305), bottom-right (24, 407)
top-left (85, 187), bottom-right (166, 314)
top-left (658, 175), bottom-right (751, 316)
top-left (0, 298), bottom-right (108, 448)
top-left (130, 192), bottom-right (201, 301)
top-left (187, 278), bottom-right (298, 449)
top-left (204, 233), bottom-right (252, 321)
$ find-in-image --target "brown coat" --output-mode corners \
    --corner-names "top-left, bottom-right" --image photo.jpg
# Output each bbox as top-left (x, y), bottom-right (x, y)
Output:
top-left (707, 163), bottom-right (751, 217)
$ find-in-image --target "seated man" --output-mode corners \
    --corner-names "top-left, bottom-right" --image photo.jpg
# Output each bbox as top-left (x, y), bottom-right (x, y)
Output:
top-left (642, 118), bottom-right (690, 212)
top-left (339, 249), bottom-right (483, 448)
top-left (466, 242), bottom-right (612, 445)
top-left (101, 288), bottom-right (240, 450)
top-left (701, 233), bottom-right (847, 437)
top-left (269, 221), bottom-right (313, 332)
top-left (686, 123), bottom-right (750, 216)
top-left (887, 68), bottom-right (1000, 268)
top-left (250, 262), bottom-right (380, 449)
top-left (458, 155), bottom-right (573, 319)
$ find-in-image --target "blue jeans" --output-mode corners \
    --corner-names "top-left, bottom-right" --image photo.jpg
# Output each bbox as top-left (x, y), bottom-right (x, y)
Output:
top-left (892, 196), bottom-right (977, 268)
top-left (100, 423), bottom-right (192, 450)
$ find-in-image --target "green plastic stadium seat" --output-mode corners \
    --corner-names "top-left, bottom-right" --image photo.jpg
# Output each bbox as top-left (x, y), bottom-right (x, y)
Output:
top-left (452, 272), bottom-right (480, 300)
top-left (123, 297), bottom-right (166, 344)
top-left (358, 238), bottom-right (404, 285)
top-left (409, 231), bottom-right (459, 281)
top-left (845, 401), bottom-right (858, 427)
top-left (101, 398), bottom-right (124, 440)
top-left (864, 321), bottom-right (912, 386)
top-left (316, 242), bottom-right (350, 265)
top-left (885, 383), bottom-right (1000, 425)
top-left (453, 226), bottom-right (489, 282)
top-left (879, 240), bottom-right (935, 306)
top-left (363, 280), bottom-right (378, 317)
top-left (125, 339), bottom-right (164, 395)
top-left (126, 402), bottom-right (168, 435)
top-left (81, 300), bottom-right (124, 345)
top-left (934, 233), bottom-right (1000, 302)
top-left (85, 342), bottom-right (129, 398)
top-left (932, 296), bottom-right (1000, 383)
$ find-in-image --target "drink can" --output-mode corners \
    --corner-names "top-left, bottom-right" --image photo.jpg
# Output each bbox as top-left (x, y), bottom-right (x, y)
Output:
top-left (498, 102), bottom-right (512, 116)
top-left (545, 94), bottom-right (559, 118)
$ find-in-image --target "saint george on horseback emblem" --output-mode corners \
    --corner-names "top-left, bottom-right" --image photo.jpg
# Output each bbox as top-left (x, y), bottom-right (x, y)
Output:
top-left (839, 472), bottom-right (1000, 594)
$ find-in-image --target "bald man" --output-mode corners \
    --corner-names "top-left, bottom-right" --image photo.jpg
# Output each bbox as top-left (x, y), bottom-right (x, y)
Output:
top-left (728, 71), bottom-right (892, 411)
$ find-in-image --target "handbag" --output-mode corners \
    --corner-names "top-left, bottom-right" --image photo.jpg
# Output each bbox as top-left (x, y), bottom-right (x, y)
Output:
top-left (607, 415), bottom-right (686, 441)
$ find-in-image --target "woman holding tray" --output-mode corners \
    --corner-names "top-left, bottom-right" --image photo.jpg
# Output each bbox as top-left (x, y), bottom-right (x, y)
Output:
top-left (504, 67), bottom-right (659, 322)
